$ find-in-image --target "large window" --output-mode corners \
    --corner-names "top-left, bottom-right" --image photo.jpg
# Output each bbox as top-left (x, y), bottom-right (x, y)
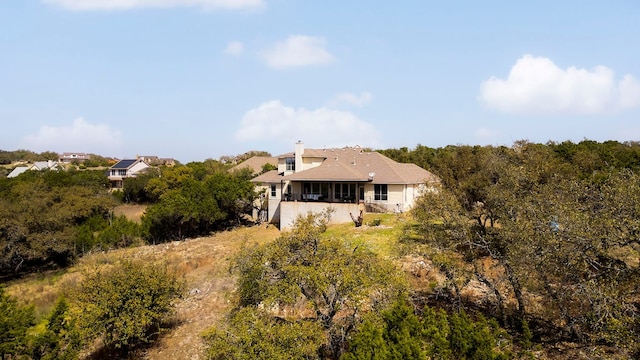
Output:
top-left (334, 183), bottom-right (356, 201)
top-left (303, 182), bottom-right (329, 200)
top-left (374, 184), bottom-right (388, 201)
top-left (285, 157), bottom-right (295, 171)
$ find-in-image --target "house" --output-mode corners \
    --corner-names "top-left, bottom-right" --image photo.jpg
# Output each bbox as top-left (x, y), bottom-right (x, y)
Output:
top-left (59, 152), bottom-right (90, 163)
top-left (7, 160), bottom-right (63, 178)
top-left (136, 155), bottom-right (176, 166)
top-left (252, 141), bottom-right (440, 229)
top-left (108, 159), bottom-right (151, 188)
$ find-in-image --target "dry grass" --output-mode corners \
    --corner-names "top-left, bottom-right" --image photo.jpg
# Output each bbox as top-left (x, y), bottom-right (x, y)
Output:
top-left (113, 204), bottom-right (147, 223)
top-left (5, 224), bottom-right (281, 360)
top-left (4, 215), bottom-right (412, 360)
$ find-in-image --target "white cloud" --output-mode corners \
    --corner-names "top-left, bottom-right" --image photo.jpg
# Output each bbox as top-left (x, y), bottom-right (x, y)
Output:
top-left (329, 91), bottom-right (373, 107)
top-left (43, 0), bottom-right (264, 11)
top-left (480, 54), bottom-right (640, 115)
top-left (235, 100), bottom-right (379, 148)
top-left (22, 118), bottom-right (124, 154)
top-left (223, 41), bottom-right (244, 57)
top-left (260, 35), bottom-right (335, 69)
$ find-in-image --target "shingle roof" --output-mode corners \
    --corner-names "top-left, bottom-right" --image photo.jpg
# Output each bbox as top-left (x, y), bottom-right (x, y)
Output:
top-left (230, 156), bottom-right (278, 175)
top-left (269, 146), bottom-right (440, 185)
top-left (251, 170), bottom-right (283, 183)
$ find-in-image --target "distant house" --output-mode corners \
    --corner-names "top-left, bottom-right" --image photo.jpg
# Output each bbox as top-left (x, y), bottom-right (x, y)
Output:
top-left (7, 160), bottom-right (63, 178)
top-left (108, 159), bottom-right (151, 188)
top-left (59, 152), bottom-right (90, 163)
top-left (252, 141), bottom-right (440, 230)
top-left (136, 155), bottom-right (176, 166)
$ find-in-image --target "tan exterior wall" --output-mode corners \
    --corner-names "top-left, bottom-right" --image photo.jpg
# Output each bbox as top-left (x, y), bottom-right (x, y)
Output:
top-left (280, 201), bottom-right (362, 230)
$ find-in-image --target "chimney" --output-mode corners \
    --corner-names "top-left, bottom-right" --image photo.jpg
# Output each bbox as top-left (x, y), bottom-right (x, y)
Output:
top-left (295, 140), bottom-right (304, 173)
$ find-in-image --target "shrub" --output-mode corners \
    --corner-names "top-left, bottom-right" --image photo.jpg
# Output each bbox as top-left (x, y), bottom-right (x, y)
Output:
top-left (73, 260), bottom-right (184, 354)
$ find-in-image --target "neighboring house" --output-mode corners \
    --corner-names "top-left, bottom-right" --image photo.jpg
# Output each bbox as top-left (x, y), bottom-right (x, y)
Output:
top-left (229, 156), bottom-right (278, 176)
top-left (6, 160), bottom-right (63, 178)
top-left (137, 155), bottom-right (176, 166)
top-left (59, 152), bottom-right (90, 163)
top-left (31, 160), bottom-right (63, 171)
top-left (108, 159), bottom-right (151, 188)
top-left (252, 141), bottom-right (440, 230)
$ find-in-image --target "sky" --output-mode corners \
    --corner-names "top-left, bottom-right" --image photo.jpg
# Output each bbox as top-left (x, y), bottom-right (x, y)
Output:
top-left (1, 0), bottom-right (640, 163)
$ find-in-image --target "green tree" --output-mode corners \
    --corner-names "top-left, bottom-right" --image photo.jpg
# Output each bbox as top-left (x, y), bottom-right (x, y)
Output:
top-left (229, 213), bottom-right (404, 359)
top-left (0, 287), bottom-right (35, 359)
top-left (73, 260), bottom-right (183, 355)
top-left (29, 297), bottom-right (81, 360)
top-left (203, 307), bottom-right (324, 360)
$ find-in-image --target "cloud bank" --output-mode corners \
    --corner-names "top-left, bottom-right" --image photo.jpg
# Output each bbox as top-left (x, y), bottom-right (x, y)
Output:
top-left (235, 100), bottom-right (379, 148)
top-left (260, 35), bottom-right (335, 69)
top-left (22, 118), bottom-right (124, 154)
top-left (43, 0), bottom-right (264, 11)
top-left (480, 55), bottom-right (640, 115)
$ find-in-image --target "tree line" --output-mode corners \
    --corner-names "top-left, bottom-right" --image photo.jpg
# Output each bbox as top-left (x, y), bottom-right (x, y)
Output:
top-left (0, 159), bottom-right (258, 278)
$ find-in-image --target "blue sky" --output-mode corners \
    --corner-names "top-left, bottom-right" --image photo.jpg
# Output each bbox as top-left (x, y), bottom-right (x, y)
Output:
top-left (1, 0), bottom-right (639, 162)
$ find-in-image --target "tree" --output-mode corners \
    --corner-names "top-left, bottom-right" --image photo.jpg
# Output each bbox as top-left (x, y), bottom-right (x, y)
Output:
top-left (228, 213), bottom-right (404, 359)
top-left (73, 260), bottom-right (183, 355)
top-left (203, 307), bottom-right (324, 360)
top-left (0, 287), bottom-right (35, 359)
top-left (29, 297), bottom-right (81, 360)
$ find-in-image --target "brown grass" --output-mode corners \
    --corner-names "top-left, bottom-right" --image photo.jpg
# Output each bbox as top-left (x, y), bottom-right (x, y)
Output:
top-left (5, 224), bottom-right (281, 360)
top-left (113, 204), bottom-right (147, 223)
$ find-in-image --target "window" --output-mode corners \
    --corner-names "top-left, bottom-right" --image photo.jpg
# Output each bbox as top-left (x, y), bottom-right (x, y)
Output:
top-left (334, 183), bottom-right (356, 200)
top-left (374, 184), bottom-right (388, 201)
top-left (285, 157), bottom-right (295, 171)
top-left (270, 184), bottom-right (276, 197)
top-left (302, 182), bottom-right (328, 200)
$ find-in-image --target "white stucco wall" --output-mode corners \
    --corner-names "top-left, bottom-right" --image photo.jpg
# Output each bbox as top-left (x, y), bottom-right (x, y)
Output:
top-left (279, 202), bottom-right (362, 230)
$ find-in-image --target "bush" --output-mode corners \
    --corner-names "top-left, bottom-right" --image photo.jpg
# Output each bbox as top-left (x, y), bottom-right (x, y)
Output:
top-left (73, 260), bottom-right (184, 354)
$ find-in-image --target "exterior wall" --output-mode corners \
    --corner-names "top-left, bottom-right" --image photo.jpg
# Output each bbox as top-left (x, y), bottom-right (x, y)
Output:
top-left (362, 183), bottom-right (422, 212)
top-left (127, 161), bottom-right (150, 176)
top-left (301, 157), bottom-right (324, 171)
top-left (280, 201), bottom-right (362, 230)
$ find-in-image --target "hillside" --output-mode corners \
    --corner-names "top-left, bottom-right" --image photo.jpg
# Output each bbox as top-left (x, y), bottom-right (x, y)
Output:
top-left (6, 224), bottom-right (281, 359)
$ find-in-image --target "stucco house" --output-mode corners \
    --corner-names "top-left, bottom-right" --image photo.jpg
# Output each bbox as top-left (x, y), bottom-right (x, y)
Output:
top-left (59, 152), bottom-right (90, 163)
top-left (252, 141), bottom-right (440, 229)
top-left (108, 159), bottom-right (151, 188)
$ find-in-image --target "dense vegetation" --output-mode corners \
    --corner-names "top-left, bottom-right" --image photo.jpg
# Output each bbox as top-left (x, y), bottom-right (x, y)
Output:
top-left (3, 139), bottom-right (640, 359)
top-left (0, 159), bottom-right (257, 278)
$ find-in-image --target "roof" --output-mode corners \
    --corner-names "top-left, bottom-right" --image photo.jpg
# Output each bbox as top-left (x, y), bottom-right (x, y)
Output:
top-left (230, 156), bottom-right (278, 175)
top-left (110, 159), bottom-right (140, 169)
top-left (267, 146), bottom-right (439, 185)
top-left (251, 170), bottom-right (283, 183)
top-left (7, 166), bottom-right (30, 178)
